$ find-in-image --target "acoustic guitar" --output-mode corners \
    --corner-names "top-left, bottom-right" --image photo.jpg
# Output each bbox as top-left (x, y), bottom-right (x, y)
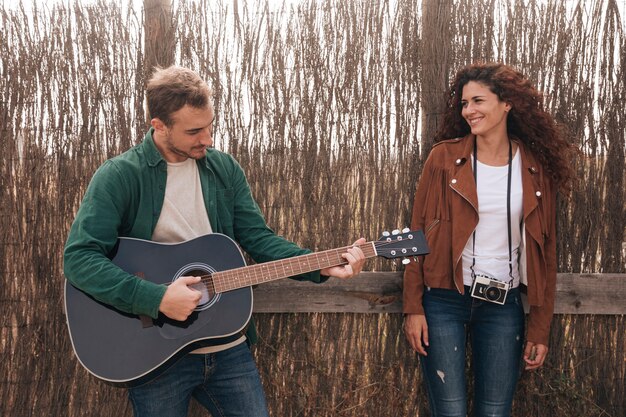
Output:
top-left (65, 230), bottom-right (428, 387)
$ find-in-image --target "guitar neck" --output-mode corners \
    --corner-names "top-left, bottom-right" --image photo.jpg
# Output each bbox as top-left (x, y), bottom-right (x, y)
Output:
top-left (210, 242), bottom-right (377, 293)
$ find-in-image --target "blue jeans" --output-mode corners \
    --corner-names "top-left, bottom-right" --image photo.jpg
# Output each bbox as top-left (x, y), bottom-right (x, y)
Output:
top-left (420, 286), bottom-right (524, 417)
top-left (128, 342), bottom-right (269, 417)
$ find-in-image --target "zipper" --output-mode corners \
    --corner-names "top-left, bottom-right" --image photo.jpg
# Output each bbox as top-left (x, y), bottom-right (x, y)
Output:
top-left (425, 219), bottom-right (440, 234)
top-left (449, 182), bottom-right (477, 212)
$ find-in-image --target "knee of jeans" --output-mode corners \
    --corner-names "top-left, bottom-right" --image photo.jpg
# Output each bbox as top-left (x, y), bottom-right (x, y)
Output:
top-left (423, 365), bottom-right (467, 417)
top-left (473, 399), bottom-right (512, 417)
top-left (431, 396), bottom-right (467, 417)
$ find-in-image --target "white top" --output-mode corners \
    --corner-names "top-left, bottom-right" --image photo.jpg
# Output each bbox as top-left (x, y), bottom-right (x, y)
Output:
top-left (153, 158), bottom-right (245, 353)
top-left (462, 149), bottom-right (523, 288)
top-left (152, 159), bottom-right (213, 242)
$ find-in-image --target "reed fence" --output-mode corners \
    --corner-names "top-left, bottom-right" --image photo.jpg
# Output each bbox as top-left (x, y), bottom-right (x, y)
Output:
top-left (1, 0), bottom-right (624, 416)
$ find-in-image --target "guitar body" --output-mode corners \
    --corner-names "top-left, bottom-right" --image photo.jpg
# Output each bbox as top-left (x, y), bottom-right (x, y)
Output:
top-left (64, 233), bottom-right (252, 387)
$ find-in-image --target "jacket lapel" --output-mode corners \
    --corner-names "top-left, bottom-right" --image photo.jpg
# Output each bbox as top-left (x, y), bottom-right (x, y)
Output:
top-left (449, 135), bottom-right (478, 210)
top-left (517, 142), bottom-right (543, 248)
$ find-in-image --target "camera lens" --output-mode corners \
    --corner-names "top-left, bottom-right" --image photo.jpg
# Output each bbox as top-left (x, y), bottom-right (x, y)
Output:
top-left (485, 286), bottom-right (502, 301)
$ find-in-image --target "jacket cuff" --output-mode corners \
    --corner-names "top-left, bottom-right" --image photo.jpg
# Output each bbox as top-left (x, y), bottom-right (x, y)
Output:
top-left (310, 270), bottom-right (329, 284)
top-left (526, 306), bottom-right (552, 346)
top-left (132, 279), bottom-right (168, 318)
top-left (402, 304), bottom-right (425, 316)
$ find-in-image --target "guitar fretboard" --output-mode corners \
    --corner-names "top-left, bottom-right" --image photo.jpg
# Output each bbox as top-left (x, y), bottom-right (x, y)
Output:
top-left (209, 242), bottom-right (377, 293)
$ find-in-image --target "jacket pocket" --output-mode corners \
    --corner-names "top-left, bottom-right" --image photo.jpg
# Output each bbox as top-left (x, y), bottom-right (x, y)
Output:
top-left (422, 219), bottom-right (452, 281)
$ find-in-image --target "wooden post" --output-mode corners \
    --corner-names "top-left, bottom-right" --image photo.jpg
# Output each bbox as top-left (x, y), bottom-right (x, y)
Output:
top-left (419, 0), bottom-right (454, 161)
top-left (143, 0), bottom-right (175, 78)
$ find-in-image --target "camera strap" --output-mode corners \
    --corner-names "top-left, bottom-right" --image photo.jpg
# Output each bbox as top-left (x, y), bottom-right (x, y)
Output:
top-left (470, 138), bottom-right (514, 283)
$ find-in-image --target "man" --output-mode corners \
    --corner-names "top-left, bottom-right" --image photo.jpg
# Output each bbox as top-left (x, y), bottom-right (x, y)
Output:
top-left (64, 66), bottom-right (365, 417)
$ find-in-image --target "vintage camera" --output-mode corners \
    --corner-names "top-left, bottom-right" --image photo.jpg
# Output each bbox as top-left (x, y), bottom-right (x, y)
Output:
top-left (470, 274), bottom-right (509, 305)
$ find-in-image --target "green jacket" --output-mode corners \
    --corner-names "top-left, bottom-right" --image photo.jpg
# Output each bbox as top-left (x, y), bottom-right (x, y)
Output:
top-left (64, 129), bottom-right (326, 343)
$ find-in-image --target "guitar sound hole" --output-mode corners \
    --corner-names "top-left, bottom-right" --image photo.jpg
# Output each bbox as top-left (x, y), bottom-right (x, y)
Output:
top-left (173, 264), bottom-right (220, 311)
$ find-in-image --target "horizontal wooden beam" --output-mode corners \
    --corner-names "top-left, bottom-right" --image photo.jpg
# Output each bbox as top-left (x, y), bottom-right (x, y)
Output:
top-left (252, 272), bottom-right (626, 314)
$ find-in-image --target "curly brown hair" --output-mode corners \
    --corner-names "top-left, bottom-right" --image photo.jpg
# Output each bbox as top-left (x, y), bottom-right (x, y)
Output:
top-left (436, 62), bottom-right (577, 191)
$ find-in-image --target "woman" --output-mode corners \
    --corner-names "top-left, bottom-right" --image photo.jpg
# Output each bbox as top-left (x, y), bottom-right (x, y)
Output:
top-left (403, 63), bottom-right (576, 417)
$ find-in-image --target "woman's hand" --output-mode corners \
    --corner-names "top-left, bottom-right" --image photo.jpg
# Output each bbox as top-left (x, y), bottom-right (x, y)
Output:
top-left (523, 341), bottom-right (548, 370)
top-left (404, 313), bottom-right (429, 355)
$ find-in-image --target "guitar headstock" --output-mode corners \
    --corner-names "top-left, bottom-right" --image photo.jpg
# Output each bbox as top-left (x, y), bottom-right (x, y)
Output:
top-left (375, 228), bottom-right (429, 263)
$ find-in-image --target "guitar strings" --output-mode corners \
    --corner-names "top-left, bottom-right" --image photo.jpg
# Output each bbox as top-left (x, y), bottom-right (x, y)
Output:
top-left (192, 238), bottom-right (420, 293)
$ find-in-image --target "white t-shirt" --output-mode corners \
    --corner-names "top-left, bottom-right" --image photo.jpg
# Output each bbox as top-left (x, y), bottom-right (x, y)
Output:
top-left (462, 149), bottom-right (523, 288)
top-left (152, 159), bottom-right (213, 242)
top-left (153, 158), bottom-right (245, 353)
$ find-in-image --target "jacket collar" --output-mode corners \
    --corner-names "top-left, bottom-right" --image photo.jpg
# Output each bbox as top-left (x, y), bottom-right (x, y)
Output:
top-left (450, 136), bottom-right (478, 209)
top-left (142, 128), bottom-right (165, 167)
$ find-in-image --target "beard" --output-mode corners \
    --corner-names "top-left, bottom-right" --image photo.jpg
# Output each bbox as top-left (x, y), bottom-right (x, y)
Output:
top-left (164, 133), bottom-right (207, 160)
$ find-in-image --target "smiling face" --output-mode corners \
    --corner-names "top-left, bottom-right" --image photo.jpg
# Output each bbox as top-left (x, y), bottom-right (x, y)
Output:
top-left (461, 81), bottom-right (511, 140)
top-left (151, 104), bottom-right (215, 163)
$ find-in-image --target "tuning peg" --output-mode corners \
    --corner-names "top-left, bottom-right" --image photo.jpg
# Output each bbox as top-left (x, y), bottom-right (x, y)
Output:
top-left (392, 229), bottom-right (400, 235)
top-left (402, 227), bottom-right (410, 233)
top-left (402, 258), bottom-right (411, 265)
top-left (382, 231), bottom-right (390, 237)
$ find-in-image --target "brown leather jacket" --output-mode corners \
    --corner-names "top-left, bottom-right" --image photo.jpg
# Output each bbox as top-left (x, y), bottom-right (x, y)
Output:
top-left (403, 135), bottom-right (557, 345)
